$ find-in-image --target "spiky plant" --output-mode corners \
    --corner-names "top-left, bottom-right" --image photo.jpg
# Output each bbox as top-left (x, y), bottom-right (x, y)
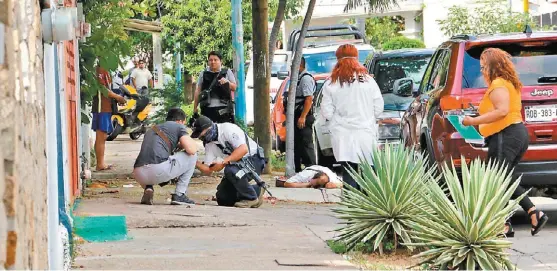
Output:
top-left (334, 142), bottom-right (437, 254)
top-left (407, 158), bottom-right (527, 270)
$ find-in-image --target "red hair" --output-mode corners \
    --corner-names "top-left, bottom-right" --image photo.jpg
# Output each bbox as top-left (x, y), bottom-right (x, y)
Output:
top-left (330, 44), bottom-right (368, 86)
top-left (481, 48), bottom-right (522, 91)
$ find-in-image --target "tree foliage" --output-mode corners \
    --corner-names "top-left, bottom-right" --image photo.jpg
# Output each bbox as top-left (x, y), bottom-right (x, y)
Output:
top-left (382, 36), bottom-right (425, 51)
top-left (269, 0), bottom-right (304, 22)
top-left (365, 17), bottom-right (404, 49)
top-left (160, 0), bottom-right (253, 76)
top-left (437, 0), bottom-right (536, 37)
top-left (79, 0), bottom-right (137, 103)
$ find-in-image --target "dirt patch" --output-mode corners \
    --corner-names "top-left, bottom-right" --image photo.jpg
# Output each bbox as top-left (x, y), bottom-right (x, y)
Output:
top-left (349, 250), bottom-right (423, 270)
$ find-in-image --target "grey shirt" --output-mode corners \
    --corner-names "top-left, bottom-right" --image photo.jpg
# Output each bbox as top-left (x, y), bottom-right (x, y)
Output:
top-left (197, 68), bottom-right (236, 107)
top-left (295, 70), bottom-right (315, 103)
top-left (134, 121), bottom-right (188, 168)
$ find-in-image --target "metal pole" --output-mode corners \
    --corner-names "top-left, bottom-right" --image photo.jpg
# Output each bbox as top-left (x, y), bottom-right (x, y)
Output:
top-left (523, 0), bottom-right (529, 14)
top-left (231, 0), bottom-right (246, 126)
top-left (175, 41), bottom-right (182, 92)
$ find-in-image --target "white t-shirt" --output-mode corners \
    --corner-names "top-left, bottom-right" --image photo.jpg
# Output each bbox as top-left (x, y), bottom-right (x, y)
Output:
top-left (131, 68), bottom-right (153, 89)
top-left (286, 165), bottom-right (342, 186)
top-left (203, 123), bottom-right (259, 164)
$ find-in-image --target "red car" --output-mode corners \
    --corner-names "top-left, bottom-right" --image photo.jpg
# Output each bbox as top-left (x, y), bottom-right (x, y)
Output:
top-left (402, 30), bottom-right (557, 195)
top-left (271, 74), bottom-right (330, 151)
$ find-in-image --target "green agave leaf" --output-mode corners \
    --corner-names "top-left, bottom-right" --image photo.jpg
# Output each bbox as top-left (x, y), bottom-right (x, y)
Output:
top-left (362, 223), bottom-right (388, 243)
top-left (373, 223), bottom-right (390, 251)
top-left (466, 254), bottom-right (475, 271)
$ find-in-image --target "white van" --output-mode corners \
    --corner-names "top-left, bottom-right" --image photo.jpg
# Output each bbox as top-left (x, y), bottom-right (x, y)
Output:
top-left (245, 50), bottom-right (291, 125)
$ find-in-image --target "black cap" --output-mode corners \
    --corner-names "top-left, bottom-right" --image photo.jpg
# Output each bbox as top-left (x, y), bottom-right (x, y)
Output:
top-left (190, 115), bottom-right (213, 138)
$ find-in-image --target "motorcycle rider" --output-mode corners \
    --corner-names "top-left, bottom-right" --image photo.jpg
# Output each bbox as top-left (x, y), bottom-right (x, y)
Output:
top-left (193, 51), bottom-right (237, 123)
top-left (191, 116), bottom-right (265, 208)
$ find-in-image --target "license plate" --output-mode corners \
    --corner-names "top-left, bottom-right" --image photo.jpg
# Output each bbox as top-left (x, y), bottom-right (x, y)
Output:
top-left (524, 104), bottom-right (557, 122)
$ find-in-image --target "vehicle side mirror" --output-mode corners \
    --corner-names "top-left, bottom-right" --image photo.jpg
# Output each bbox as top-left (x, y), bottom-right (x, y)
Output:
top-left (277, 71), bottom-right (289, 80)
top-left (393, 78), bottom-right (414, 97)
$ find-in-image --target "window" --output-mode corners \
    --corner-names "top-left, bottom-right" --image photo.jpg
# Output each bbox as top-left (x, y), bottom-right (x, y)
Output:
top-left (271, 54), bottom-right (288, 75)
top-left (418, 51), bottom-right (440, 94)
top-left (373, 55), bottom-right (432, 94)
top-left (462, 41), bottom-right (557, 89)
top-left (303, 49), bottom-right (373, 74)
top-left (427, 50), bottom-right (451, 92)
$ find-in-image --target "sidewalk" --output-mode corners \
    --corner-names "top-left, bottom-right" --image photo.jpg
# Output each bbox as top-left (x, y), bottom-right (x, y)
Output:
top-left (81, 135), bottom-right (557, 270)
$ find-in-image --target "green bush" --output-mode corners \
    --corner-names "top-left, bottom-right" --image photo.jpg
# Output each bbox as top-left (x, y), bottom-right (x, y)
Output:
top-left (407, 158), bottom-right (527, 270)
top-left (150, 81), bottom-right (185, 123)
top-left (382, 36), bottom-right (426, 51)
top-left (334, 142), bottom-right (436, 255)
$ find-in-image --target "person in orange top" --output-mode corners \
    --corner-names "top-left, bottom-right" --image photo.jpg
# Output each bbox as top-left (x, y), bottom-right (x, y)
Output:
top-left (93, 66), bottom-right (126, 171)
top-left (463, 48), bottom-right (548, 237)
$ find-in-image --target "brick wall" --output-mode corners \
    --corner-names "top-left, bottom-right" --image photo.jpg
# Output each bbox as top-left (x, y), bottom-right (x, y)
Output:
top-left (0, 0), bottom-right (48, 269)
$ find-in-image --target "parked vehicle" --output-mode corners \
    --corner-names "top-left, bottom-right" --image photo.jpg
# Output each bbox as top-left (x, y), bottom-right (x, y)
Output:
top-left (401, 30), bottom-right (557, 195)
top-left (271, 74), bottom-right (329, 152)
top-left (311, 49), bottom-right (434, 167)
top-left (107, 84), bottom-right (152, 141)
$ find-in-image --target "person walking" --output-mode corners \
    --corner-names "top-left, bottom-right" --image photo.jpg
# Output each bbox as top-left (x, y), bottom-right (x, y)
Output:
top-left (319, 44), bottom-right (384, 190)
top-left (463, 48), bottom-right (548, 236)
top-left (193, 51), bottom-right (237, 123)
top-left (292, 57), bottom-right (317, 172)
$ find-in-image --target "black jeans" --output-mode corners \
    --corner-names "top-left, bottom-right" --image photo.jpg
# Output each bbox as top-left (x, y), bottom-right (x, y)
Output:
top-left (486, 123), bottom-right (534, 211)
top-left (342, 161), bottom-right (361, 190)
top-left (201, 106), bottom-right (233, 124)
top-left (294, 113), bottom-right (316, 172)
top-left (216, 155), bottom-right (265, 206)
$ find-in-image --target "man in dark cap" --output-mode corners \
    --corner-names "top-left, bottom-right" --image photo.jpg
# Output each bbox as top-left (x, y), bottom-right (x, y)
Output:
top-left (191, 116), bottom-right (266, 208)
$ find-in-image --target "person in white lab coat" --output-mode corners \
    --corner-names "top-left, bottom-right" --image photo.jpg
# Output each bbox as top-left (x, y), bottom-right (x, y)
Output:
top-left (319, 44), bottom-right (384, 190)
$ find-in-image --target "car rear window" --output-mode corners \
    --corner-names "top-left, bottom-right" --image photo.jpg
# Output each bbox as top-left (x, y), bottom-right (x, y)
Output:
top-left (304, 50), bottom-right (372, 74)
top-left (373, 55), bottom-right (431, 94)
top-left (462, 41), bottom-right (557, 89)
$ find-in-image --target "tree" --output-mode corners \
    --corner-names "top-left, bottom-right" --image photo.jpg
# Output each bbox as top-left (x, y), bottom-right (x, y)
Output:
top-left (382, 36), bottom-right (425, 50)
top-left (437, 0), bottom-right (536, 37)
top-left (365, 17), bottom-right (403, 49)
top-left (79, 0), bottom-right (137, 105)
top-left (252, 0), bottom-right (271, 173)
top-left (160, 0), bottom-right (253, 76)
top-left (285, 0), bottom-right (317, 176)
top-left (268, 0), bottom-right (303, 71)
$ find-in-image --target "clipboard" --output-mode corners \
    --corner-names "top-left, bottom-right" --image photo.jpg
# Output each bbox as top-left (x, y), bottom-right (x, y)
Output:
top-left (446, 115), bottom-right (485, 145)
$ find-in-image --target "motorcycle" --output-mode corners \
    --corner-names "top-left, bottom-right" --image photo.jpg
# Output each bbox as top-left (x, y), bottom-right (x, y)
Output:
top-left (106, 84), bottom-right (152, 141)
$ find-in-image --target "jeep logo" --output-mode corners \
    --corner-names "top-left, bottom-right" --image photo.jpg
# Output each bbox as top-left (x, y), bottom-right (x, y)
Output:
top-left (531, 89), bottom-right (554, 97)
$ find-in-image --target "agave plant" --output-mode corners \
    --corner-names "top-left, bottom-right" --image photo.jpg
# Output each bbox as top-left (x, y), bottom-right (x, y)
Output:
top-left (333, 142), bottom-right (436, 253)
top-left (407, 158), bottom-right (527, 270)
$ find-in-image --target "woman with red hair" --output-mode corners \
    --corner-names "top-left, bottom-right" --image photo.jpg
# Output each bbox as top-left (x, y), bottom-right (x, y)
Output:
top-left (463, 48), bottom-right (548, 236)
top-left (319, 44), bottom-right (384, 190)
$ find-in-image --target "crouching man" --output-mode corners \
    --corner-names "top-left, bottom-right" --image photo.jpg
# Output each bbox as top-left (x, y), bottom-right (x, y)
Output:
top-left (275, 165), bottom-right (343, 189)
top-left (133, 108), bottom-right (198, 205)
top-left (191, 116), bottom-right (266, 208)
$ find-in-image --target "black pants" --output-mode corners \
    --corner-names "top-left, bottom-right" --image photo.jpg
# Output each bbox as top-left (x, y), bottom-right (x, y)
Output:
top-left (216, 155), bottom-right (265, 206)
top-left (294, 113), bottom-right (316, 172)
top-left (486, 123), bottom-right (534, 211)
top-left (201, 106), bottom-right (233, 124)
top-left (342, 162), bottom-right (364, 191)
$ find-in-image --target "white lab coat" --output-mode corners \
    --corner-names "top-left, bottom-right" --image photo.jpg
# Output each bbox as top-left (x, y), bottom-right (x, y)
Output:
top-left (319, 74), bottom-right (384, 164)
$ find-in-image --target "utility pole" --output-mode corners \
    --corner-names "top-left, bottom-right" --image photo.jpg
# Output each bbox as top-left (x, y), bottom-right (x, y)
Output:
top-left (252, 0), bottom-right (272, 173)
top-left (175, 41), bottom-right (182, 91)
top-left (231, 0), bottom-right (246, 126)
top-left (523, 0), bottom-right (529, 14)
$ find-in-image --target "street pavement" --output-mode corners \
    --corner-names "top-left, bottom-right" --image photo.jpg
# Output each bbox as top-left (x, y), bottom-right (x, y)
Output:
top-left (78, 135), bottom-right (557, 270)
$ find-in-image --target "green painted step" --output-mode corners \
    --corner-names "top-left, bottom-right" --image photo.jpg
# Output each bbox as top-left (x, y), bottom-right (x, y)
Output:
top-left (74, 215), bottom-right (128, 242)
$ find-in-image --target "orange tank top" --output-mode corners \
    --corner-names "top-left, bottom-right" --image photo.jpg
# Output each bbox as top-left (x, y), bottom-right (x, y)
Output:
top-left (478, 78), bottom-right (523, 137)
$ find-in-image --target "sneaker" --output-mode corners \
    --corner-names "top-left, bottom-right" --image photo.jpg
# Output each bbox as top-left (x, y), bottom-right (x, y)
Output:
top-left (252, 189), bottom-right (266, 208)
top-left (141, 187), bottom-right (154, 205)
top-left (234, 199), bottom-right (259, 208)
top-left (171, 193), bottom-right (196, 205)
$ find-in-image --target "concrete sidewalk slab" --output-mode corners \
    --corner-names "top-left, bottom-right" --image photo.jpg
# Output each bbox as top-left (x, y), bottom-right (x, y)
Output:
top-left (268, 188), bottom-right (341, 203)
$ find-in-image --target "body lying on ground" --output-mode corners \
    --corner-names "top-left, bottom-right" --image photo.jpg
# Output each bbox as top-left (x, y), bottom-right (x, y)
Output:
top-left (276, 165), bottom-right (342, 189)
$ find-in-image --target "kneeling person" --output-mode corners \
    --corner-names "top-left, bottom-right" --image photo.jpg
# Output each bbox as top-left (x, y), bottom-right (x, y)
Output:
top-left (277, 165), bottom-right (343, 189)
top-left (133, 108), bottom-right (198, 205)
top-left (191, 116), bottom-right (266, 208)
